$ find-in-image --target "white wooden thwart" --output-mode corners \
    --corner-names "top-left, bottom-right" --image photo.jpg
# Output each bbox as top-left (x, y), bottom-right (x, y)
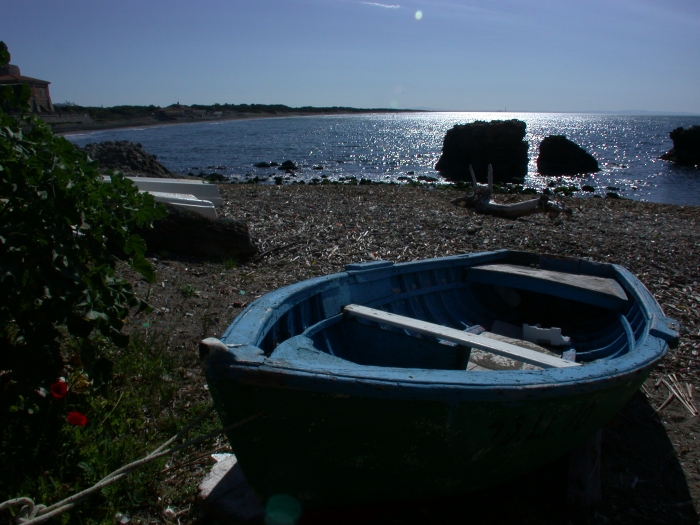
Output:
top-left (343, 304), bottom-right (581, 369)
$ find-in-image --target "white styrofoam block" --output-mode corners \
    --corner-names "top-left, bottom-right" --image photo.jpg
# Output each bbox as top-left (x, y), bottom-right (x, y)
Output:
top-left (523, 324), bottom-right (571, 346)
top-left (197, 453), bottom-right (265, 524)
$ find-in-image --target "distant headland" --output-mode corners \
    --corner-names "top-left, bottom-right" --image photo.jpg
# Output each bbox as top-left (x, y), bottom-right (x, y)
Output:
top-left (47, 102), bottom-right (424, 133)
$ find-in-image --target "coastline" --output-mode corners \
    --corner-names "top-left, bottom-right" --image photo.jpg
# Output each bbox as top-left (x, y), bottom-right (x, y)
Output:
top-left (58, 111), bottom-right (700, 206)
top-left (53, 109), bottom-right (425, 136)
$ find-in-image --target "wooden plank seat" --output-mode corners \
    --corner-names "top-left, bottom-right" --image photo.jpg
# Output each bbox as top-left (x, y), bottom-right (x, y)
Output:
top-left (343, 304), bottom-right (581, 369)
top-left (467, 264), bottom-right (628, 310)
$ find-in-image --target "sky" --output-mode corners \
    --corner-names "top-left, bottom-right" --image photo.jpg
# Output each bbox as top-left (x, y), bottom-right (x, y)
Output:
top-left (1, 0), bottom-right (699, 113)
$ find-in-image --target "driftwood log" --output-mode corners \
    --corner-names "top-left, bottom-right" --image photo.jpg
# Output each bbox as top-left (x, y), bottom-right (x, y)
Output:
top-left (451, 165), bottom-right (572, 220)
top-left (139, 203), bottom-right (258, 260)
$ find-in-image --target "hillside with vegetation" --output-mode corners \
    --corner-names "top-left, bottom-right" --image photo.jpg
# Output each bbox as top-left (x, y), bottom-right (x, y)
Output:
top-left (50, 102), bottom-right (421, 132)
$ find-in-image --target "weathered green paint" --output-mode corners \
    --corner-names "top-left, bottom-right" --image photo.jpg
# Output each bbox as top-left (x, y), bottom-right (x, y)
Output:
top-left (208, 368), bottom-right (647, 507)
top-left (205, 251), bottom-right (678, 509)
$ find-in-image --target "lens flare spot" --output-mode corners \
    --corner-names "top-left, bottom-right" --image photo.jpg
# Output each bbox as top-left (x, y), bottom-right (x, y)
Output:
top-left (390, 100), bottom-right (399, 109)
top-left (265, 494), bottom-right (302, 525)
top-left (415, 10), bottom-right (423, 20)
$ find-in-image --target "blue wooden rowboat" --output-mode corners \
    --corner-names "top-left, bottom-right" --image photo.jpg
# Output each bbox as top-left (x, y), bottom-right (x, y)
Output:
top-left (202, 250), bottom-right (679, 509)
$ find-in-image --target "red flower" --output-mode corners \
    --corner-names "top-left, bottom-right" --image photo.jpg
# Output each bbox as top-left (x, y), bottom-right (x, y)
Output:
top-left (67, 411), bottom-right (87, 427)
top-left (50, 380), bottom-right (67, 400)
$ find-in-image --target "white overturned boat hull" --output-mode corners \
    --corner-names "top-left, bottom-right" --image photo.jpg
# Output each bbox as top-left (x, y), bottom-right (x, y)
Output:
top-left (102, 175), bottom-right (223, 217)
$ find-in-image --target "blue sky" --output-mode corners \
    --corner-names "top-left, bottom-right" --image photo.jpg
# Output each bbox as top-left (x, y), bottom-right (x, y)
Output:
top-left (2, 0), bottom-right (699, 112)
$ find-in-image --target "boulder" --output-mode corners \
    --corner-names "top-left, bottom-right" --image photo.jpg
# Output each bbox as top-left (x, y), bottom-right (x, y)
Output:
top-left (661, 125), bottom-right (700, 166)
top-left (278, 160), bottom-right (298, 171)
top-left (536, 135), bottom-right (599, 176)
top-left (434, 120), bottom-right (529, 183)
top-left (202, 173), bottom-right (227, 182)
top-left (139, 203), bottom-right (258, 261)
top-left (81, 140), bottom-right (176, 178)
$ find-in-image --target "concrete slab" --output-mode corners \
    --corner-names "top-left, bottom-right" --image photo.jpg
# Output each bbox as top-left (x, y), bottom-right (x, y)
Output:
top-left (197, 453), bottom-right (265, 524)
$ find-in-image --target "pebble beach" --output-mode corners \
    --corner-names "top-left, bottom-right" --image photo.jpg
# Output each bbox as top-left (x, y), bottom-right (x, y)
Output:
top-left (121, 183), bottom-right (700, 523)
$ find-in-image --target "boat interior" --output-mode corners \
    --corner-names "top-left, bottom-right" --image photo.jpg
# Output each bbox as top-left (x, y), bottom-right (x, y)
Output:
top-left (256, 256), bottom-right (647, 372)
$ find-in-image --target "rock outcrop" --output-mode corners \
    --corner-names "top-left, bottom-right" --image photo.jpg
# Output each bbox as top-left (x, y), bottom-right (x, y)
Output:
top-left (81, 140), bottom-right (175, 178)
top-left (661, 126), bottom-right (700, 167)
top-left (139, 203), bottom-right (258, 261)
top-left (536, 135), bottom-right (599, 176)
top-left (278, 160), bottom-right (298, 171)
top-left (434, 120), bottom-right (529, 184)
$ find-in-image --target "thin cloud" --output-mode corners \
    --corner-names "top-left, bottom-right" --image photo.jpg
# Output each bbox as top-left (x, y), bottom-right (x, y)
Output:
top-left (362, 2), bottom-right (401, 8)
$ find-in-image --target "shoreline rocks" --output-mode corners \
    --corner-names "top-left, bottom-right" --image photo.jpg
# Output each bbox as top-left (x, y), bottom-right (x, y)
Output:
top-left (81, 140), bottom-right (176, 178)
top-left (536, 135), bottom-right (599, 176)
top-left (661, 125), bottom-right (700, 167)
top-left (435, 120), bottom-right (529, 184)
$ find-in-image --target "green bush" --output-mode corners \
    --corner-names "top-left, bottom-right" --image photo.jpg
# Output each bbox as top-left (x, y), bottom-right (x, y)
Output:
top-left (0, 41), bottom-right (167, 413)
top-left (0, 326), bottom-right (218, 523)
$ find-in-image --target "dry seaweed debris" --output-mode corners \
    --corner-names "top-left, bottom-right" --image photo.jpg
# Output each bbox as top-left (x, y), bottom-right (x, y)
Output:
top-left (655, 374), bottom-right (699, 417)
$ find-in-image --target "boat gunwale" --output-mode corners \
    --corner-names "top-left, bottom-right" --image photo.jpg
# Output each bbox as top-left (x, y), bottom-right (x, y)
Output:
top-left (214, 250), bottom-right (676, 396)
top-left (208, 339), bottom-right (666, 403)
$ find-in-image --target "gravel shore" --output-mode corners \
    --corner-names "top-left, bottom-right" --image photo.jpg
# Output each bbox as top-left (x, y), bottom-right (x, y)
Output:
top-left (123, 184), bottom-right (700, 523)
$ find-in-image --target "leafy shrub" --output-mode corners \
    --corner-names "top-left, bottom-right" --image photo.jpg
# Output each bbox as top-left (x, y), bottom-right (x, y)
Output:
top-left (0, 41), bottom-right (167, 413)
top-left (0, 327), bottom-right (218, 523)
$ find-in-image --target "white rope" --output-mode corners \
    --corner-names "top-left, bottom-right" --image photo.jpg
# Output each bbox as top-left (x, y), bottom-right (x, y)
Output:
top-left (0, 408), bottom-right (262, 525)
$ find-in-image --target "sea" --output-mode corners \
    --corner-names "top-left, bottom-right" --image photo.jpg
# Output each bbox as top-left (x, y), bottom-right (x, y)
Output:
top-left (65, 112), bottom-right (700, 206)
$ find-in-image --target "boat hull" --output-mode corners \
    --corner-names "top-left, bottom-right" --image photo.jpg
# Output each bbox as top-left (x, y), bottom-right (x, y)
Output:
top-left (205, 250), bottom-right (678, 508)
top-left (209, 365), bottom-right (652, 507)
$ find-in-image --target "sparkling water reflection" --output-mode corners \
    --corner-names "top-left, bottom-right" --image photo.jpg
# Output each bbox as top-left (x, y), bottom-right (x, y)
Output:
top-left (66, 112), bottom-right (700, 205)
